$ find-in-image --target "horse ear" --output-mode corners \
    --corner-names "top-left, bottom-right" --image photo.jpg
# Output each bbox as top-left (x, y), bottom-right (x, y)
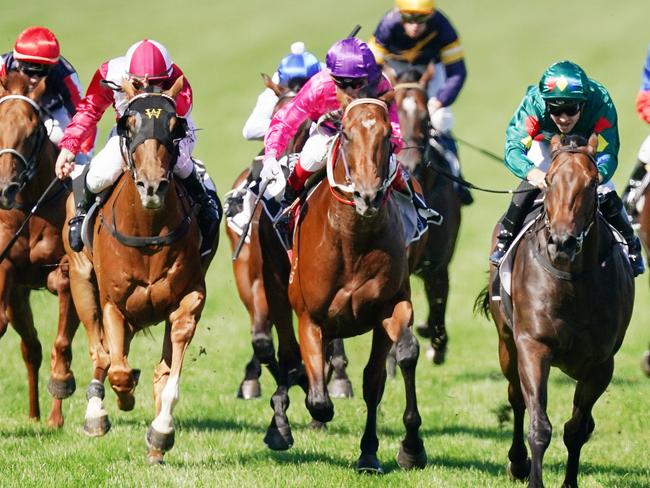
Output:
top-left (550, 134), bottom-right (563, 152)
top-left (262, 72), bottom-right (284, 97)
top-left (122, 79), bottom-right (138, 99)
top-left (419, 63), bottom-right (435, 88)
top-left (587, 133), bottom-right (598, 155)
top-left (379, 90), bottom-right (395, 106)
top-left (164, 76), bottom-right (185, 99)
top-left (29, 77), bottom-right (47, 102)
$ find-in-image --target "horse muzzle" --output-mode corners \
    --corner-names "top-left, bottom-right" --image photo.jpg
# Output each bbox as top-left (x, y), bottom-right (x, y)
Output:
top-left (135, 178), bottom-right (170, 210)
top-left (0, 181), bottom-right (21, 210)
top-left (548, 231), bottom-right (578, 264)
top-left (353, 188), bottom-right (384, 218)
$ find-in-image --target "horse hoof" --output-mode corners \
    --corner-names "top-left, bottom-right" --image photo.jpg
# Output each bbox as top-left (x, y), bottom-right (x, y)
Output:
top-left (415, 323), bottom-right (431, 338)
top-left (432, 348), bottom-right (446, 365)
top-left (328, 378), bottom-right (353, 398)
top-left (308, 419), bottom-right (327, 430)
top-left (47, 376), bottom-right (76, 399)
top-left (396, 442), bottom-right (427, 469)
top-left (146, 426), bottom-right (175, 453)
top-left (356, 453), bottom-right (384, 474)
top-left (507, 458), bottom-right (531, 481)
top-left (116, 393), bottom-right (135, 411)
top-left (237, 379), bottom-right (261, 399)
top-left (642, 350), bottom-right (650, 377)
top-left (84, 414), bottom-right (111, 437)
top-left (264, 425), bottom-right (293, 451)
top-left (147, 450), bottom-right (165, 466)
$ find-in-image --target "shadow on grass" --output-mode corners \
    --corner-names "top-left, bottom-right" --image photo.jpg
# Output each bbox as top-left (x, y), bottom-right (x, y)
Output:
top-left (0, 424), bottom-right (62, 438)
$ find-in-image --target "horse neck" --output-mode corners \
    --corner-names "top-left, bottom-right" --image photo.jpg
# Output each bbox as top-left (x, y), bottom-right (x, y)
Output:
top-left (21, 141), bottom-right (57, 203)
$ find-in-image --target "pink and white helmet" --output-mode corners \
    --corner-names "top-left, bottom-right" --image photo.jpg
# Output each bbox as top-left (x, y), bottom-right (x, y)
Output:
top-left (125, 39), bottom-right (173, 80)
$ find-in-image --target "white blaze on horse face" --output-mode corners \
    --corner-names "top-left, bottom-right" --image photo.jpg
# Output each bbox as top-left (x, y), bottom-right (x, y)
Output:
top-left (151, 374), bottom-right (180, 434)
top-left (361, 117), bottom-right (376, 129)
top-left (402, 96), bottom-right (417, 119)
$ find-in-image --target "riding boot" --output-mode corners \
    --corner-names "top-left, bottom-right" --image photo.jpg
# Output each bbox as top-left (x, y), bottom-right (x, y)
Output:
top-left (599, 192), bottom-right (645, 277)
top-left (489, 181), bottom-right (539, 265)
top-left (621, 159), bottom-right (648, 219)
top-left (180, 168), bottom-right (220, 256)
top-left (68, 165), bottom-right (93, 252)
top-left (283, 160), bottom-right (313, 208)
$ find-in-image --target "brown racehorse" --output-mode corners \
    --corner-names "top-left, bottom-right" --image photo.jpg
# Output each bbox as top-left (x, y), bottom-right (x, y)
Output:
top-left (0, 72), bottom-right (78, 427)
top-left (478, 134), bottom-right (634, 487)
top-left (636, 179), bottom-right (650, 376)
top-left (392, 69), bottom-right (461, 364)
top-left (267, 93), bottom-right (426, 473)
top-left (63, 77), bottom-right (214, 463)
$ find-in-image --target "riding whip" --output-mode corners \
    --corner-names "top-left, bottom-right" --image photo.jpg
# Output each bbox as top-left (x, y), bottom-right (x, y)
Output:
top-left (231, 178), bottom-right (271, 261)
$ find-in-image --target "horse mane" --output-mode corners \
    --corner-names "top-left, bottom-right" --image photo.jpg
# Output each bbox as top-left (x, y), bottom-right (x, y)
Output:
top-left (1, 71), bottom-right (31, 95)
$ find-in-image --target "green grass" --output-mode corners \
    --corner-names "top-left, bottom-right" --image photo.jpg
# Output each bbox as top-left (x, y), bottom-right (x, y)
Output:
top-left (1, 0), bottom-right (649, 486)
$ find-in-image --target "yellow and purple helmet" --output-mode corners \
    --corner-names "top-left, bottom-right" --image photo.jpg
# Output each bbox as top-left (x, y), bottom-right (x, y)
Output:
top-left (539, 61), bottom-right (589, 103)
top-left (395, 0), bottom-right (435, 14)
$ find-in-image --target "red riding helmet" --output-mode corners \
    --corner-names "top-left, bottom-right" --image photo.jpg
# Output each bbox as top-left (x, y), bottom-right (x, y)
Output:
top-left (13, 26), bottom-right (60, 65)
top-left (125, 39), bottom-right (173, 80)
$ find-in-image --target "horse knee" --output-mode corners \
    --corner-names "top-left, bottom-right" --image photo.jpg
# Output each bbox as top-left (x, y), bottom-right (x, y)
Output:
top-left (396, 331), bottom-right (419, 369)
top-left (252, 333), bottom-right (275, 363)
top-left (108, 367), bottom-right (136, 394)
top-left (528, 417), bottom-right (552, 450)
top-left (306, 390), bottom-right (334, 423)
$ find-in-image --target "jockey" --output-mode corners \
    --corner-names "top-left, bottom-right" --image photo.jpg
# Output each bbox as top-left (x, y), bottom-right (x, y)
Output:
top-left (54, 39), bottom-right (220, 256)
top-left (368, 0), bottom-right (472, 205)
top-left (0, 26), bottom-right (93, 153)
top-left (489, 60), bottom-right (644, 277)
top-left (242, 41), bottom-right (321, 141)
top-left (622, 44), bottom-right (650, 221)
top-left (260, 36), bottom-right (438, 230)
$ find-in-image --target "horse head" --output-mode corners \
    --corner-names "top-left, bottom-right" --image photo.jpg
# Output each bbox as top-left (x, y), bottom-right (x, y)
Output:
top-left (391, 69), bottom-right (432, 173)
top-left (118, 76), bottom-right (187, 209)
top-left (544, 133), bottom-right (599, 264)
top-left (0, 72), bottom-right (47, 209)
top-left (337, 91), bottom-right (395, 217)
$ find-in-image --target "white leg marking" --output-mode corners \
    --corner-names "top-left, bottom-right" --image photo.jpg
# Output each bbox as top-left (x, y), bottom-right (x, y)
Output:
top-left (151, 375), bottom-right (179, 434)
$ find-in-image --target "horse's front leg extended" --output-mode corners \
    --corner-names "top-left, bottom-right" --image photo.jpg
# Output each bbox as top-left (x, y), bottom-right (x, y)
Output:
top-left (104, 302), bottom-right (137, 411)
top-left (146, 290), bottom-right (203, 464)
top-left (298, 313), bottom-right (332, 423)
top-left (516, 334), bottom-right (552, 488)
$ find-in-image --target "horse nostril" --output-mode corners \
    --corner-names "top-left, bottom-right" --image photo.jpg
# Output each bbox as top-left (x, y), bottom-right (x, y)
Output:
top-left (158, 180), bottom-right (169, 194)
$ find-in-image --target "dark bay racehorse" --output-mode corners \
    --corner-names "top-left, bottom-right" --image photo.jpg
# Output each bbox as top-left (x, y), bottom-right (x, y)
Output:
top-left (63, 77), bottom-right (213, 463)
top-left (636, 181), bottom-right (650, 376)
top-left (478, 134), bottom-right (634, 487)
top-left (268, 93), bottom-right (426, 472)
top-left (0, 72), bottom-right (78, 427)
top-left (392, 69), bottom-right (461, 364)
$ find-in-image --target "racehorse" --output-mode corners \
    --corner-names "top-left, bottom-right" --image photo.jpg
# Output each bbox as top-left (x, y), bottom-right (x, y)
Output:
top-left (63, 77), bottom-right (214, 463)
top-left (636, 181), bottom-right (650, 376)
top-left (477, 134), bottom-right (634, 487)
top-left (267, 92), bottom-right (426, 472)
top-left (0, 72), bottom-right (79, 427)
top-left (226, 73), bottom-right (352, 402)
top-left (392, 69), bottom-right (461, 364)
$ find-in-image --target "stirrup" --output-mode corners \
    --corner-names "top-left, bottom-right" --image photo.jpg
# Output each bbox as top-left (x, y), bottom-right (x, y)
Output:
top-left (68, 214), bottom-right (85, 252)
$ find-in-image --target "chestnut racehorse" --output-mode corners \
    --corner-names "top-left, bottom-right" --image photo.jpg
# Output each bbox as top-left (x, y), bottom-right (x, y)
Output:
top-left (478, 134), bottom-right (634, 487)
top-left (636, 178), bottom-right (650, 376)
top-left (392, 69), bottom-right (461, 364)
top-left (266, 93), bottom-right (426, 473)
top-left (63, 77), bottom-right (214, 463)
top-left (0, 72), bottom-right (78, 427)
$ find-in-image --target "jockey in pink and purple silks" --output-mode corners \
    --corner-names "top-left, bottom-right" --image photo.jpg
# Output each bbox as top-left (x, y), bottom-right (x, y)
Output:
top-left (260, 37), bottom-right (438, 229)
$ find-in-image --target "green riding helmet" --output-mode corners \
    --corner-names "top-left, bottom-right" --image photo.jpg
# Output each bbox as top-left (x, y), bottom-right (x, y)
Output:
top-left (539, 60), bottom-right (589, 104)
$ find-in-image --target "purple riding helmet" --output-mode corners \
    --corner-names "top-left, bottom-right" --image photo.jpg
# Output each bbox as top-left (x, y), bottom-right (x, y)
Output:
top-left (325, 37), bottom-right (381, 85)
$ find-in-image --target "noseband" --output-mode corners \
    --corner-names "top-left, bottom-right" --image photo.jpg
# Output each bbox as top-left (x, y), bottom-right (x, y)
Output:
top-left (327, 98), bottom-right (397, 204)
top-left (0, 94), bottom-right (47, 189)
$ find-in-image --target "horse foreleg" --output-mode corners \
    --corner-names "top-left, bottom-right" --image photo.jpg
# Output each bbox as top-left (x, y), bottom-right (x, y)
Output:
top-left (418, 266), bottom-right (449, 365)
top-left (298, 313), bottom-right (332, 423)
top-left (516, 335), bottom-right (553, 487)
top-left (104, 303), bottom-right (137, 411)
top-left (8, 287), bottom-right (42, 421)
top-left (147, 290), bottom-right (203, 464)
top-left (327, 338), bottom-right (353, 398)
top-left (562, 358), bottom-right (613, 488)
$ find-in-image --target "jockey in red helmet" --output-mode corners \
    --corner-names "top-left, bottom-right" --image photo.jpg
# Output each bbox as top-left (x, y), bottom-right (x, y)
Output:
top-left (1, 26), bottom-right (93, 153)
top-left (54, 39), bottom-right (220, 255)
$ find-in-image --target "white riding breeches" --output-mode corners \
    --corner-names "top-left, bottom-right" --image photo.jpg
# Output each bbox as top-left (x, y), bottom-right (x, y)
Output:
top-left (85, 127), bottom-right (198, 193)
top-left (528, 140), bottom-right (615, 194)
top-left (44, 106), bottom-right (71, 145)
top-left (638, 135), bottom-right (650, 164)
top-left (299, 132), bottom-right (335, 172)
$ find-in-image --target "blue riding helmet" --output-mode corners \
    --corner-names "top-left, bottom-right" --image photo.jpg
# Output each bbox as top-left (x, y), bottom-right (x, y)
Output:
top-left (277, 42), bottom-right (321, 87)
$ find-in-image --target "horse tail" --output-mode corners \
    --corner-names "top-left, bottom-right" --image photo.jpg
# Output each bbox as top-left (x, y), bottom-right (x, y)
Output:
top-left (473, 283), bottom-right (491, 320)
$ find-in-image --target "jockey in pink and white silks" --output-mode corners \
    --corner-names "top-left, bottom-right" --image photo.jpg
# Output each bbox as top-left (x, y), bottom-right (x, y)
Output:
top-left (54, 39), bottom-right (220, 255)
top-left (259, 37), bottom-right (438, 239)
top-left (1, 26), bottom-right (93, 154)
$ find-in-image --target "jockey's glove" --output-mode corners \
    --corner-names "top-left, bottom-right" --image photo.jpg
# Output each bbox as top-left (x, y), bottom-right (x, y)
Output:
top-left (260, 156), bottom-right (281, 182)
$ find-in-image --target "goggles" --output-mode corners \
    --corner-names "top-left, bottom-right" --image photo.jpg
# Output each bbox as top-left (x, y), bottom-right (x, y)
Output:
top-left (332, 76), bottom-right (367, 90)
top-left (401, 12), bottom-right (432, 24)
top-left (547, 102), bottom-right (582, 117)
top-left (16, 61), bottom-right (51, 78)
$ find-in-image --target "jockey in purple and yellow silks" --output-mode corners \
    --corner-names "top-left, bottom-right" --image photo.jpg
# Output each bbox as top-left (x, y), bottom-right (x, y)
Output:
top-left (622, 44), bottom-right (650, 221)
top-left (259, 37), bottom-right (439, 234)
top-left (368, 0), bottom-right (472, 205)
top-left (489, 60), bottom-right (644, 277)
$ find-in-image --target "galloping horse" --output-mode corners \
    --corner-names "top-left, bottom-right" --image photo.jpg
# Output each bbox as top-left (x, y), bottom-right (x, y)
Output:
top-left (0, 72), bottom-right (78, 427)
top-left (267, 92), bottom-right (426, 472)
top-left (63, 77), bottom-right (213, 463)
top-left (636, 180), bottom-right (650, 376)
top-left (392, 69), bottom-right (461, 364)
top-left (478, 134), bottom-right (634, 487)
